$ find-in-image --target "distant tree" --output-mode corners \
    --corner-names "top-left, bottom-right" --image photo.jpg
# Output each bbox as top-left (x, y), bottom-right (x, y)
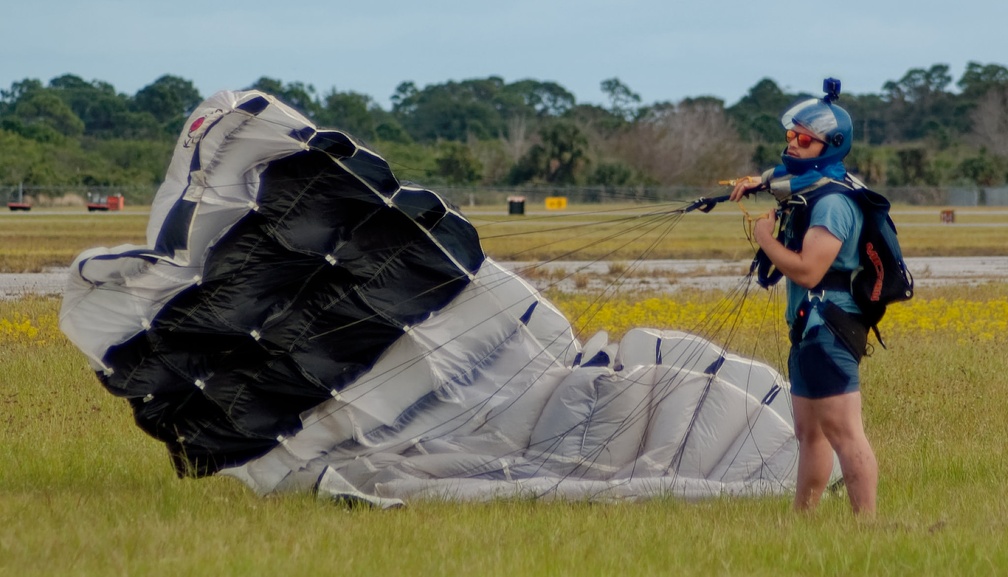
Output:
top-left (392, 78), bottom-right (509, 142)
top-left (42, 75), bottom-right (157, 139)
top-left (619, 98), bottom-right (751, 185)
top-left (5, 61), bottom-right (1008, 193)
top-left (133, 75), bottom-right (202, 126)
top-left (883, 65), bottom-right (953, 109)
top-left (48, 74), bottom-right (105, 110)
top-left (726, 78), bottom-right (795, 143)
top-left (247, 77), bottom-right (320, 119)
top-left (840, 92), bottom-right (889, 145)
top-left (9, 89), bottom-right (84, 140)
top-left (956, 62), bottom-right (1008, 100)
top-left (0, 78), bottom-right (45, 107)
top-left (967, 86), bottom-right (1008, 157)
top-left (750, 143), bottom-right (780, 170)
top-left (318, 89), bottom-right (378, 140)
top-left (373, 116), bottom-right (412, 143)
top-left (501, 115), bottom-right (531, 162)
top-left (0, 80), bottom-right (50, 141)
top-left (958, 149), bottom-right (1006, 186)
top-left (508, 120), bottom-right (588, 184)
top-left (390, 81), bottom-right (419, 114)
top-left (956, 63), bottom-right (1008, 147)
top-left (845, 144), bottom-right (887, 184)
top-left (600, 77), bottom-right (641, 121)
top-left (434, 141), bottom-right (482, 184)
top-left (362, 139), bottom-right (438, 183)
top-left (563, 103), bottom-right (626, 138)
top-left (502, 79), bottom-right (576, 117)
top-left (316, 90), bottom-right (412, 144)
top-left (882, 65), bottom-right (957, 140)
top-left (590, 161), bottom-right (634, 188)
top-left (0, 129), bottom-right (49, 183)
top-left (888, 147), bottom-right (932, 186)
top-left (88, 139), bottom-right (174, 185)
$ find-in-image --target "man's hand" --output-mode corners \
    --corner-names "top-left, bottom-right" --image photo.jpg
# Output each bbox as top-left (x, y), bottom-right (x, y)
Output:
top-left (752, 209), bottom-right (778, 245)
top-left (729, 176), bottom-right (762, 202)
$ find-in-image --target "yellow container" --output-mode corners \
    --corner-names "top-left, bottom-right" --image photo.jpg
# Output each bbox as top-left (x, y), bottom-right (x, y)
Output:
top-left (545, 196), bottom-right (568, 210)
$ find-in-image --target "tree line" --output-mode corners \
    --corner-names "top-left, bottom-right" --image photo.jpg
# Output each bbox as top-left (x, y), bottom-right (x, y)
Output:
top-left (1, 62), bottom-right (1007, 202)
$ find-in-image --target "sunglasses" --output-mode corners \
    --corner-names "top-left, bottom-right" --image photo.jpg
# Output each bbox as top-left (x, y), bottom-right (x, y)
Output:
top-left (785, 129), bottom-right (824, 148)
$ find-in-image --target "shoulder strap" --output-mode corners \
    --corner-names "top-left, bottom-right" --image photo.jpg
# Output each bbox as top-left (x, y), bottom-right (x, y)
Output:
top-left (803, 177), bottom-right (863, 291)
top-left (789, 177), bottom-right (858, 206)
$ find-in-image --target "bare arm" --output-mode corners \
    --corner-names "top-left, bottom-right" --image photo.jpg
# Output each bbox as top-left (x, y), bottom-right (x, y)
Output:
top-left (752, 212), bottom-right (842, 289)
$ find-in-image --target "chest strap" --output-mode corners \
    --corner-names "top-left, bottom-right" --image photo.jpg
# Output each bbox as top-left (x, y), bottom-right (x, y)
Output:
top-left (815, 269), bottom-right (853, 293)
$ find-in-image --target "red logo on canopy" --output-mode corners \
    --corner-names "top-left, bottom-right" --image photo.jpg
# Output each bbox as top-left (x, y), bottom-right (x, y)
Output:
top-left (183, 108), bottom-right (224, 148)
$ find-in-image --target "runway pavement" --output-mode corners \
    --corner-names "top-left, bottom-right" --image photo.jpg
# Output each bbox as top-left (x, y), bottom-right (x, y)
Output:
top-left (5, 256), bottom-right (1008, 300)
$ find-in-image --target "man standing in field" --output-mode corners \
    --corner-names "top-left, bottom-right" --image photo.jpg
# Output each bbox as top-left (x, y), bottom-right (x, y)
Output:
top-left (729, 80), bottom-right (877, 517)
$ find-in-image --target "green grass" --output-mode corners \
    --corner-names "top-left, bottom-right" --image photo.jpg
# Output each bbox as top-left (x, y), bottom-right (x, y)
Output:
top-left (3, 285), bottom-right (1008, 576)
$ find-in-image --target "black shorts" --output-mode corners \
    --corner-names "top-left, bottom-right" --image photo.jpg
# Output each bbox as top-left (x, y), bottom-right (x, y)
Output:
top-left (788, 323), bottom-right (860, 399)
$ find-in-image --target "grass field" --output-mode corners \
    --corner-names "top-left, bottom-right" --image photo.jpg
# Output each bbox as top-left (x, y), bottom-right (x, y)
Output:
top-left (3, 204), bottom-right (1008, 575)
top-left (4, 288), bottom-right (1008, 575)
top-left (2, 201), bottom-right (1008, 272)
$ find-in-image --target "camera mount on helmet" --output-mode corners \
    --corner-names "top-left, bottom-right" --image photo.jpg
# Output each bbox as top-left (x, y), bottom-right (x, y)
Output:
top-left (823, 78), bottom-right (841, 104)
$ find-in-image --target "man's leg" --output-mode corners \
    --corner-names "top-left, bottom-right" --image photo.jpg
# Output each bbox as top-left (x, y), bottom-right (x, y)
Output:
top-left (815, 392), bottom-right (878, 516)
top-left (792, 395), bottom-right (837, 511)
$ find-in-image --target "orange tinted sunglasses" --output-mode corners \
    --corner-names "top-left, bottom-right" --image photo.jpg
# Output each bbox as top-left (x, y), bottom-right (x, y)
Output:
top-left (786, 129), bottom-right (823, 148)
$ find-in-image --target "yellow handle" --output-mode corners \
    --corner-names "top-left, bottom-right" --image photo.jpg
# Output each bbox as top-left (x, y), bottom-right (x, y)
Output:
top-left (718, 176), bottom-right (758, 186)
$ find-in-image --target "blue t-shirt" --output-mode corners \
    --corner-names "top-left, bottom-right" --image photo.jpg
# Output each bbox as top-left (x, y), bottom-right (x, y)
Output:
top-left (784, 193), bottom-right (864, 326)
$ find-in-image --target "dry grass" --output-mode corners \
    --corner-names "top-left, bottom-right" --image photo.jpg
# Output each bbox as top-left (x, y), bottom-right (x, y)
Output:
top-left (5, 202), bottom-right (1008, 273)
top-left (0, 208), bottom-right (148, 272)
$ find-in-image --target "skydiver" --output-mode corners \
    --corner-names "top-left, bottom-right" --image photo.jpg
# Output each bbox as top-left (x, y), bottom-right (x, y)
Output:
top-left (728, 80), bottom-right (878, 517)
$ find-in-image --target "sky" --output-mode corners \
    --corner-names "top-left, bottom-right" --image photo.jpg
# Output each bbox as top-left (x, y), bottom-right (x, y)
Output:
top-left (4, 0), bottom-right (1006, 110)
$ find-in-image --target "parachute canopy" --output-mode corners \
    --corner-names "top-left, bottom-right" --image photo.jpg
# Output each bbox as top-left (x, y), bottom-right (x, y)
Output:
top-left (60, 90), bottom-right (836, 503)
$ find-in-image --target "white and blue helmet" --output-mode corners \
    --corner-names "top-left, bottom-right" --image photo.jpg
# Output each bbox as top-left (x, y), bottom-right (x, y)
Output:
top-left (780, 78), bottom-right (853, 174)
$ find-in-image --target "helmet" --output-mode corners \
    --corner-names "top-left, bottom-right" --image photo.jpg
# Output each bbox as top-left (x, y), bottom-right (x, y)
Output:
top-left (779, 78), bottom-right (853, 174)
